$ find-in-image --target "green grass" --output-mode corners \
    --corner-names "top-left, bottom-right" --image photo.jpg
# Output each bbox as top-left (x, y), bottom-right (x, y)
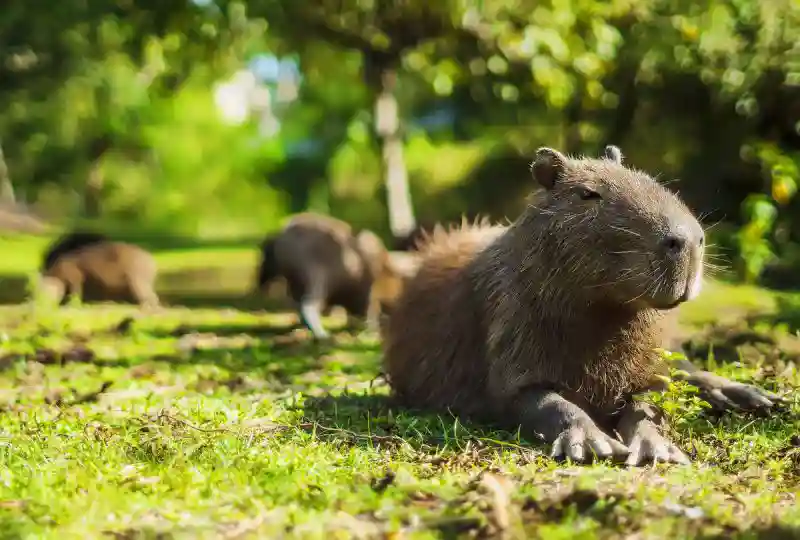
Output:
top-left (0, 236), bottom-right (798, 539)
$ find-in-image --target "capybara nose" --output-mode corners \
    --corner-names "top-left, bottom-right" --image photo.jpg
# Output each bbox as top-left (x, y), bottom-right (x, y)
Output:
top-left (660, 233), bottom-right (687, 256)
top-left (660, 221), bottom-right (703, 257)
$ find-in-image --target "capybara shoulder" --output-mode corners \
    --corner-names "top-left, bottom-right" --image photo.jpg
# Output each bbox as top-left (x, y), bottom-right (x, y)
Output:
top-left (41, 230), bottom-right (110, 271)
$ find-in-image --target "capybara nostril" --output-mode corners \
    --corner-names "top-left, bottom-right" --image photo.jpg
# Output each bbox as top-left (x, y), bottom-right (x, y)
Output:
top-left (661, 233), bottom-right (687, 256)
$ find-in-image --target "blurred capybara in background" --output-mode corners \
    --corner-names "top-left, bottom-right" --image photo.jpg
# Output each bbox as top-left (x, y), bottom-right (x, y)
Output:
top-left (41, 230), bottom-right (109, 271)
top-left (38, 232), bottom-right (160, 308)
top-left (255, 212), bottom-right (417, 339)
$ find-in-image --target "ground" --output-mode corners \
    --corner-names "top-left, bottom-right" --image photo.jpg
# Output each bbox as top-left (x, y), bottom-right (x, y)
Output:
top-left (0, 234), bottom-right (798, 539)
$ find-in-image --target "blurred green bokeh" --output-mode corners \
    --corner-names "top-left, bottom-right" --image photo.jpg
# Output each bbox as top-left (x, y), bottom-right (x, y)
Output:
top-left (1, 0), bottom-right (800, 283)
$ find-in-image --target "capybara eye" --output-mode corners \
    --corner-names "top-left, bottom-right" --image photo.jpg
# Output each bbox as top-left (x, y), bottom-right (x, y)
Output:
top-left (578, 188), bottom-right (602, 200)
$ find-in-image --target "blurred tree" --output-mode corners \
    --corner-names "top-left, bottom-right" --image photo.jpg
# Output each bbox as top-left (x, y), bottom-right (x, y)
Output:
top-left (244, 0), bottom-right (472, 240)
top-left (0, 0), bottom-right (288, 236)
top-left (2, 0), bottom-right (800, 283)
top-left (0, 141), bottom-right (13, 203)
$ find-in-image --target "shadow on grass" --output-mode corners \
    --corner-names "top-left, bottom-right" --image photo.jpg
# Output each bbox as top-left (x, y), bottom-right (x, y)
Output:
top-left (0, 274), bottom-right (29, 305)
top-left (143, 318), bottom-right (368, 345)
top-left (0, 266), bottom-right (290, 311)
top-left (0, 514), bottom-right (33, 540)
top-left (293, 390), bottom-right (544, 463)
top-left (677, 294), bottom-right (800, 366)
top-left (747, 294), bottom-right (800, 334)
top-left (158, 292), bottom-right (284, 312)
top-left (759, 255), bottom-right (800, 293)
top-left (679, 323), bottom-right (799, 366)
top-left (0, 271), bottom-right (275, 310)
top-left (0, 320), bottom-right (382, 396)
top-left (699, 524), bottom-right (800, 540)
top-left (156, 340), bottom-right (375, 384)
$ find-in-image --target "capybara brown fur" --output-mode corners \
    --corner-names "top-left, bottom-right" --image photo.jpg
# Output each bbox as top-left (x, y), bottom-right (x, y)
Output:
top-left (41, 231), bottom-right (109, 272)
top-left (39, 233), bottom-right (159, 308)
top-left (382, 145), bottom-right (785, 466)
top-left (393, 220), bottom-right (469, 252)
top-left (256, 212), bottom-right (415, 339)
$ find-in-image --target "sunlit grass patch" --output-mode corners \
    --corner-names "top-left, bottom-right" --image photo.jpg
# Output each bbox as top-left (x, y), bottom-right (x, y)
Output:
top-left (0, 239), bottom-right (798, 537)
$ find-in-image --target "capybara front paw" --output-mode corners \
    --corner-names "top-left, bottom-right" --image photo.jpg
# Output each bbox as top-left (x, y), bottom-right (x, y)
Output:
top-left (624, 428), bottom-right (689, 466)
top-left (550, 422), bottom-right (629, 463)
top-left (696, 378), bottom-right (785, 412)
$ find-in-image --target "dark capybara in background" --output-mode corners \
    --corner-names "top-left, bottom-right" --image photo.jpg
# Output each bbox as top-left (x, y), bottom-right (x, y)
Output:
top-left (255, 212), bottom-right (415, 339)
top-left (256, 233), bottom-right (279, 294)
top-left (38, 232), bottom-right (160, 308)
top-left (382, 145), bottom-right (784, 467)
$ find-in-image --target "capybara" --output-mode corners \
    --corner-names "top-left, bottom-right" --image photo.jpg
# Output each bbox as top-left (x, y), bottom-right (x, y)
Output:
top-left (38, 232), bottom-right (159, 308)
top-left (256, 213), bottom-right (415, 339)
top-left (41, 230), bottom-right (109, 272)
top-left (381, 145), bottom-right (785, 466)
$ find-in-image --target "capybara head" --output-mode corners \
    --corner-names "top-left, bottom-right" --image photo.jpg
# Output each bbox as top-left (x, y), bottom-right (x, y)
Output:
top-left (528, 145), bottom-right (705, 310)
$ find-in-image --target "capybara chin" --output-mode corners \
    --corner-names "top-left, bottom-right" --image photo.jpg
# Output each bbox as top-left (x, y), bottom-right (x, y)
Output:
top-left (38, 233), bottom-right (159, 308)
top-left (382, 145), bottom-right (784, 467)
top-left (255, 212), bottom-right (411, 340)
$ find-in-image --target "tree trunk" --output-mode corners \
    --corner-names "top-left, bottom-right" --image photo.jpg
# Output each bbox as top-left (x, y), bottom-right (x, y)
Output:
top-left (84, 160), bottom-right (104, 218)
top-left (373, 66), bottom-right (416, 239)
top-left (0, 140), bottom-right (15, 204)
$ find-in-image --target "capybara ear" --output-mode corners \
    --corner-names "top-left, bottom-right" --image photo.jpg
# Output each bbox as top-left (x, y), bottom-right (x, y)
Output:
top-left (603, 145), bottom-right (623, 164)
top-left (531, 147), bottom-right (568, 190)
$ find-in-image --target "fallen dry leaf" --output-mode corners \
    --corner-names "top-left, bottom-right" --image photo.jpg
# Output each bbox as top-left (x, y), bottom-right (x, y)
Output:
top-left (475, 471), bottom-right (517, 534)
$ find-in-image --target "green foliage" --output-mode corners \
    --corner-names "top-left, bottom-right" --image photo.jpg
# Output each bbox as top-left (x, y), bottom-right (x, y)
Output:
top-left (1, 0), bottom-right (289, 237)
top-left (4, 0), bottom-right (800, 277)
top-left (735, 194), bottom-right (779, 283)
top-left (107, 81), bottom-right (288, 237)
top-left (733, 143), bottom-right (800, 282)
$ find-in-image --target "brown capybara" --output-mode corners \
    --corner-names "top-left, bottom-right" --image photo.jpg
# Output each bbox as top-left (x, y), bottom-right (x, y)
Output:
top-left (255, 213), bottom-right (414, 339)
top-left (38, 232), bottom-right (159, 308)
top-left (382, 145), bottom-right (785, 466)
top-left (41, 231), bottom-right (109, 271)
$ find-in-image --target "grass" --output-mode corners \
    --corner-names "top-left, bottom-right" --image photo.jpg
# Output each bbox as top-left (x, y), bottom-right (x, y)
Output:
top-left (0, 236), bottom-right (798, 539)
